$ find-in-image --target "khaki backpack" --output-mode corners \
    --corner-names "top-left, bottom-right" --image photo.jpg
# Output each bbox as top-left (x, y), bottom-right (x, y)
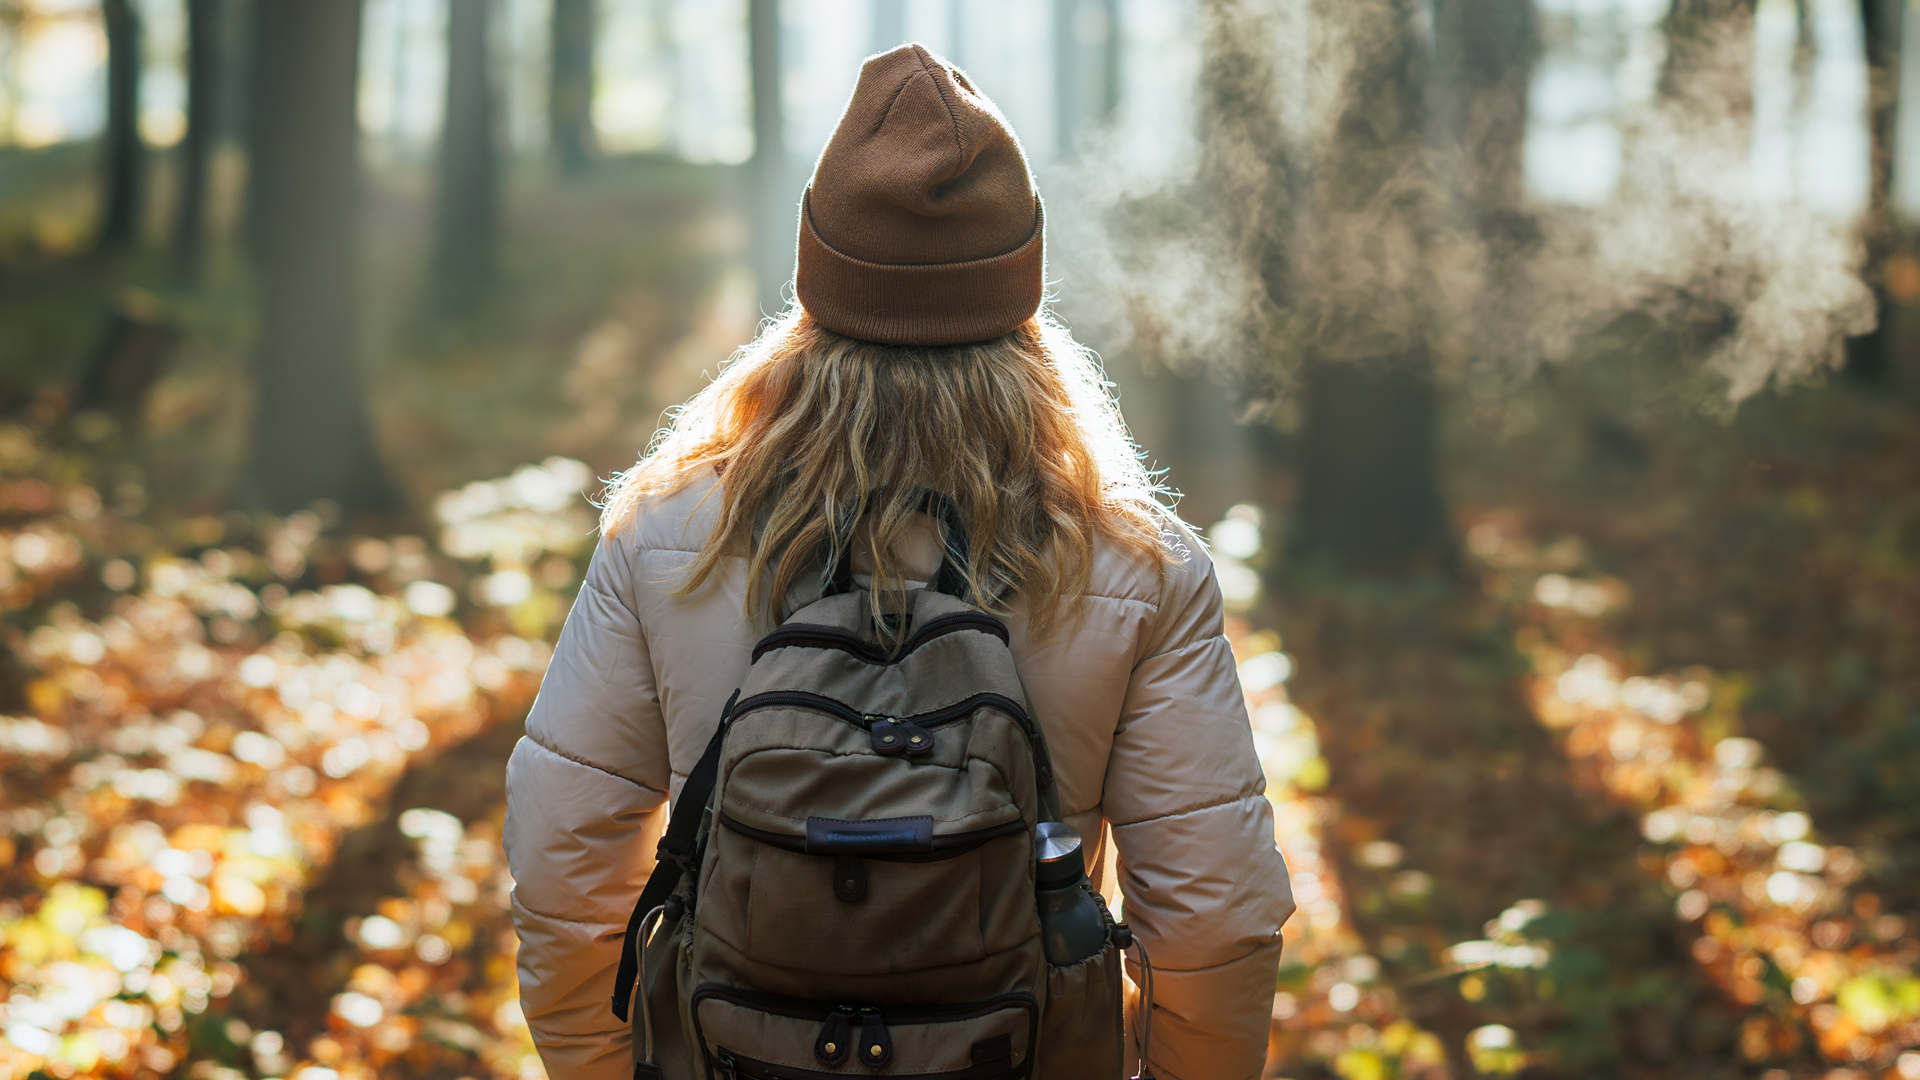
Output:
top-left (610, 497), bottom-right (1156, 1079)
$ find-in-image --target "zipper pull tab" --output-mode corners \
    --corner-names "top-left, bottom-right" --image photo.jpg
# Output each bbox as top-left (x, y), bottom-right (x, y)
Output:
top-left (715, 1050), bottom-right (739, 1079)
top-left (869, 718), bottom-right (935, 757)
top-left (815, 1009), bottom-right (852, 1066)
top-left (858, 1008), bottom-right (892, 1068)
top-left (869, 718), bottom-right (905, 755)
top-left (898, 720), bottom-right (934, 756)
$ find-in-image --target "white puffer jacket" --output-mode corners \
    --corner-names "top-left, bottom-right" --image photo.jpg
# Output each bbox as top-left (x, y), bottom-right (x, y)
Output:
top-left (503, 476), bottom-right (1294, 1079)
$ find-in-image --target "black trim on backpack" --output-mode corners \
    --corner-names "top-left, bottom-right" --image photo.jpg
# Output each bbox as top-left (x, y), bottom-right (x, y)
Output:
top-left (724, 689), bottom-right (1054, 793)
top-left (750, 611), bottom-right (1010, 664)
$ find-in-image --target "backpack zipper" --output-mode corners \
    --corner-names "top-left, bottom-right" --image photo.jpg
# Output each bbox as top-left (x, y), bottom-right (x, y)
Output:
top-left (750, 611), bottom-right (1010, 665)
top-left (726, 689), bottom-right (1053, 788)
top-left (718, 812), bottom-right (1026, 856)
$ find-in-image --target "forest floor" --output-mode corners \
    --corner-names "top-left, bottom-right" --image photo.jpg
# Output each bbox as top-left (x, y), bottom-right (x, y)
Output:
top-left (2, 140), bottom-right (1919, 1079)
top-left (1263, 337), bottom-right (1920, 1077)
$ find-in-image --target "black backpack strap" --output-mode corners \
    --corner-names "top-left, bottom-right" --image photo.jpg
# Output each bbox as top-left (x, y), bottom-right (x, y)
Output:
top-left (1031, 711), bottom-right (1063, 825)
top-left (915, 489), bottom-right (975, 600)
top-left (611, 690), bottom-right (736, 1021)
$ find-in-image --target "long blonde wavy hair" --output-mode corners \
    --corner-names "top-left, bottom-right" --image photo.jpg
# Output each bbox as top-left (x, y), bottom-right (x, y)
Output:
top-left (600, 310), bottom-right (1175, 637)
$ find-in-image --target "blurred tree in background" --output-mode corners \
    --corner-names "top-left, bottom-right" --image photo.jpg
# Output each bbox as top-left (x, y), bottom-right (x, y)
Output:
top-left (169, 0), bottom-right (221, 281)
top-left (431, 0), bottom-right (501, 314)
top-left (248, 0), bottom-right (395, 516)
top-left (748, 0), bottom-right (785, 320)
top-left (547, 0), bottom-right (597, 174)
top-left (1288, 0), bottom-right (1455, 574)
top-left (94, 0), bottom-right (140, 251)
top-left (1852, 0), bottom-right (1900, 381)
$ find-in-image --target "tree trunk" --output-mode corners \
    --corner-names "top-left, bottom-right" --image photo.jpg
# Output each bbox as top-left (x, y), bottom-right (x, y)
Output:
top-left (1176, 0), bottom-right (1289, 532)
top-left (1657, 0), bottom-right (1767, 367)
top-left (549, 0), bottom-right (596, 174)
top-left (1847, 0), bottom-right (1899, 382)
top-left (1198, 0), bottom-right (1291, 308)
top-left (173, 0), bottom-right (222, 279)
top-left (248, 0), bottom-right (396, 516)
top-left (871, 0), bottom-right (903, 54)
top-left (236, 0), bottom-right (264, 261)
top-left (1294, 354), bottom-right (1451, 571)
top-left (1289, 0), bottom-right (1453, 573)
top-left (1431, 0), bottom-right (1535, 224)
top-left (433, 0), bottom-right (501, 312)
top-left (1159, 369), bottom-right (1256, 527)
top-left (97, 0), bottom-right (143, 251)
top-left (1431, 0), bottom-right (1540, 374)
top-left (748, 0), bottom-right (787, 318)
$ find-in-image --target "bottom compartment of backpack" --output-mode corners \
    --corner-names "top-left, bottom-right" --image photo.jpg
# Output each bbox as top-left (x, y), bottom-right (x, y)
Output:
top-left (688, 983), bottom-right (1037, 1079)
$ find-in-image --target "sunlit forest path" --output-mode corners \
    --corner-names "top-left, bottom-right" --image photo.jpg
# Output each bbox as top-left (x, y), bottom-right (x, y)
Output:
top-left (5, 225), bottom-right (1919, 1080)
top-left (1243, 358), bottom-right (1920, 1077)
top-left (5, 260), bottom-right (1919, 1079)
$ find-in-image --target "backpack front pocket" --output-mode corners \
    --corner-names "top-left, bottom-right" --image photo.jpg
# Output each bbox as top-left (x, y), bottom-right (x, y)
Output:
top-left (705, 814), bottom-right (1030, 975)
top-left (690, 984), bottom-right (1036, 1079)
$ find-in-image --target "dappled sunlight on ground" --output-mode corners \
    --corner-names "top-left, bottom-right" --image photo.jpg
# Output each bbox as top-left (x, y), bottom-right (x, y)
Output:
top-left (1477, 514), bottom-right (1920, 1072)
top-left (0, 423), bottom-right (578, 1080)
top-left (3, 388), bottom-right (1920, 1080)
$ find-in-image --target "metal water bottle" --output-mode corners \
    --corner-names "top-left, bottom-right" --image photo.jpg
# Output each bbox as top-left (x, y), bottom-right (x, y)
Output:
top-left (1034, 822), bottom-right (1107, 966)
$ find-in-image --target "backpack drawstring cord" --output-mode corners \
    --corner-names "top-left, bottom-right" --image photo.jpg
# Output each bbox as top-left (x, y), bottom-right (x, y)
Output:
top-left (629, 903), bottom-right (672, 1071)
top-left (1129, 935), bottom-right (1157, 1080)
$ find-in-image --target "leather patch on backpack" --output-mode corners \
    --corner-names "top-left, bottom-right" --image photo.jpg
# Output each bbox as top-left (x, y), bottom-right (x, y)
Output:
top-left (805, 815), bottom-right (933, 853)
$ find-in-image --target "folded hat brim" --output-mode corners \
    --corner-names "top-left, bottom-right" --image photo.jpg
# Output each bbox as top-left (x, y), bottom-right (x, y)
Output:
top-left (795, 191), bottom-right (1045, 348)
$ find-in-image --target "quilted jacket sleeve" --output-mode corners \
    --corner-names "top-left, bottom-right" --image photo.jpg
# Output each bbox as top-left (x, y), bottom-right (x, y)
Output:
top-left (1103, 540), bottom-right (1295, 1080)
top-left (504, 531), bottom-right (672, 1080)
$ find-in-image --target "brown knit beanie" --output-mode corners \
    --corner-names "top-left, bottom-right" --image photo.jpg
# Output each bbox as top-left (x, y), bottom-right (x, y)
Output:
top-left (796, 44), bottom-right (1044, 347)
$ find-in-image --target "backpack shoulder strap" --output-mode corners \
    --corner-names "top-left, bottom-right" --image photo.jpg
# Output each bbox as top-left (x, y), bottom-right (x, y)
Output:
top-left (1032, 713), bottom-right (1063, 825)
top-left (611, 690), bottom-right (735, 1021)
